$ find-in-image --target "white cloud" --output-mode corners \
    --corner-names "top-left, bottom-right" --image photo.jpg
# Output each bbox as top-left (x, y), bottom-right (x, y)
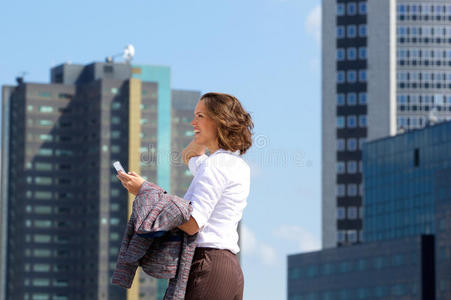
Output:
top-left (305, 5), bottom-right (322, 45)
top-left (241, 224), bottom-right (277, 266)
top-left (272, 225), bottom-right (321, 253)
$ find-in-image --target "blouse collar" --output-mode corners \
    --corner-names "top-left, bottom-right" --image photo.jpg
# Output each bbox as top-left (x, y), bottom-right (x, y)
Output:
top-left (211, 148), bottom-right (240, 156)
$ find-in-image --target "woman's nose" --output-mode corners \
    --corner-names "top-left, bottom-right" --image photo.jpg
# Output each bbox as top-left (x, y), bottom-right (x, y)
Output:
top-left (190, 118), bottom-right (196, 126)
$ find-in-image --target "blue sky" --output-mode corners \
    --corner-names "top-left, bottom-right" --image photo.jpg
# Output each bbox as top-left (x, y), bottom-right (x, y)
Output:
top-left (0, 1), bottom-right (322, 299)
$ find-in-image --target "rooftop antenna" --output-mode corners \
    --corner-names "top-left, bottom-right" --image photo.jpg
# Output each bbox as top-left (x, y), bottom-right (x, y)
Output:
top-left (16, 71), bottom-right (28, 85)
top-left (105, 44), bottom-right (135, 63)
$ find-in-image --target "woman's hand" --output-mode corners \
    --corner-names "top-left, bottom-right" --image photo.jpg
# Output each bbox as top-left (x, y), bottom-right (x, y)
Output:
top-left (182, 139), bottom-right (206, 166)
top-left (116, 171), bottom-right (146, 196)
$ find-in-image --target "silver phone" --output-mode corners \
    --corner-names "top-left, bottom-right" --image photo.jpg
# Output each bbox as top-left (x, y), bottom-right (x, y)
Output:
top-left (113, 161), bottom-right (126, 173)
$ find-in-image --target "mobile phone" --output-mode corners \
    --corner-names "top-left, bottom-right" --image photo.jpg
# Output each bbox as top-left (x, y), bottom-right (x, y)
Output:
top-left (113, 161), bottom-right (126, 173)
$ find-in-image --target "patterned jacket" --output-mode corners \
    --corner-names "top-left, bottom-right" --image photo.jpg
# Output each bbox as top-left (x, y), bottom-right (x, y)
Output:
top-left (111, 181), bottom-right (198, 300)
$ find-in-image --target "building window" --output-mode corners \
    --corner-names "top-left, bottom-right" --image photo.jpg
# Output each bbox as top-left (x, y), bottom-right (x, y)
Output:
top-left (359, 70), bottom-right (367, 82)
top-left (33, 264), bottom-right (50, 272)
top-left (337, 48), bottom-right (345, 61)
top-left (38, 120), bottom-right (54, 127)
top-left (337, 71), bottom-right (345, 83)
top-left (35, 177), bottom-right (52, 185)
top-left (32, 279), bottom-right (50, 287)
top-left (112, 102), bottom-right (121, 110)
top-left (110, 232), bottom-right (120, 241)
top-left (337, 3), bottom-right (346, 16)
top-left (337, 116), bottom-right (345, 128)
top-left (110, 218), bottom-right (120, 225)
top-left (34, 234), bottom-right (51, 243)
top-left (337, 139), bottom-right (345, 151)
top-left (111, 145), bottom-right (120, 153)
top-left (53, 279), bottom-right (69, 287)
top-left (347, 71), bottom-right (357, 83)
top-left (337, 161), bottom-right (346, 174)
top-left (34, 220), bottom-right (52, 228)
top-left (359, 93), bottom-right (367, 104)
top-left (39, 134), bottom-right (53, 141)
top-left (39, 106), bottom-right (54, 113)
top-left (337, 207), bottom-right (346, 219)
top-left (111, 131), bottom-right (121, 139)
top-left (37, 92), bottom-right (52, 98)
top-left (337, 26), bottom-right (345, 38)
top-left (347, 2), bottom-right (357, 15)
top-left (347, 161), bottom-right (357, 173)
top-left (347, 230), bottom-right (357, 242)
top-left (33, 249), bottom-right (51, 257)
top-left (347, 184), bottom-right (357, 196)
top-left (337, 94), bottom-right (345, 105)
top-left (35, 206), bottom-right (52, 214)
top-left (358, 25), bottom-right (367, 37)
top-left (359, 115), bottom-right (367, 127)
top-left (337, 231), bottom-right (346, 242)
top-left (35, 192), bottom-right (52, 200)
top-left (359, 2), bottom-right (367, 14)
top-left (347, 93), bottom-right (357, 105)
top-left (347, 48), bottom-right (357, 60)
top-left (35, 162), bottom-right (52, 171)
top-left (337, 184), bottom-right (345, 197)
top-left (358, 47), bottom-right (367, 60)
top-left (347, 138), bottom-right (357, 151)
top-left (347, 25), bottom-right (357, 38)
top-left (348, 207), bottom-right (357, 219)
top-left (347, 115), bottom-right (357, 128)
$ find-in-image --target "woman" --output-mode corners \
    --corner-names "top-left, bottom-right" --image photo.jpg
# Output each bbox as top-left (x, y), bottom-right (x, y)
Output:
top-left (117, 92), bottom-right (253, 300)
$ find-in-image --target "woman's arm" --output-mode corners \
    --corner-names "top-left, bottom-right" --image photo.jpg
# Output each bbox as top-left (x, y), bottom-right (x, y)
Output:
top-left (177, 216), bottom-right (200, 236)
top-left (182, 139), bottom-right (206, 166)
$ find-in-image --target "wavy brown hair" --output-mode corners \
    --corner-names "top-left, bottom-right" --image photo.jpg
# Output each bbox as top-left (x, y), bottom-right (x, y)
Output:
top-left (200, 92), bottom-right (254, 155)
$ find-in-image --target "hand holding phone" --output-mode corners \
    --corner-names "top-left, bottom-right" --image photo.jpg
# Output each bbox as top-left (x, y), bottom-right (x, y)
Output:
top-left (113, 161), bottom-right (126, 173)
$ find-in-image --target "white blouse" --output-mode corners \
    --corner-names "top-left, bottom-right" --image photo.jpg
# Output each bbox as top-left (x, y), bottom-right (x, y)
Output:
top-left (184, 148), bottom-right (250, 254)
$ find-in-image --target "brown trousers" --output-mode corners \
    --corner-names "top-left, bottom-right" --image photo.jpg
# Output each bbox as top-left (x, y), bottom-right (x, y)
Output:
top-left (184, 247), bottom-right (244, 300)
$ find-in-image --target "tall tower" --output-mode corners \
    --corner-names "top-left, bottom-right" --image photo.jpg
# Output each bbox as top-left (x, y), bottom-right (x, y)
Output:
top-left (0, 62), bottom-right (200, 300)
top-left (322, 0), bottom-right (451, 248)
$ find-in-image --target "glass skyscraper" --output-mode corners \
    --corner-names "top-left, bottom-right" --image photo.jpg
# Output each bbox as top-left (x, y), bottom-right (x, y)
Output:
top-left (363, 121), bottom-right (451, 242)
top-left (289, 120), bottom-right (451, 299)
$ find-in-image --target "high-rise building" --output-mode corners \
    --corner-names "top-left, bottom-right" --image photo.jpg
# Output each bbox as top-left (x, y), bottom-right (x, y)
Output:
top-left (289, 120), bottom-right (451, 299)
top-left (322, 0), bottom-right (451, 248)
top-left (0, 61), bottom-right (199, 300)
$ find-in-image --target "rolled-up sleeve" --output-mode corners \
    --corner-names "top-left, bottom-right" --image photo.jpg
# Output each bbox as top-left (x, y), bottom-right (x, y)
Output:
top-left (188, 154), bottom-right (208, 176)
top-left (188, 160), bottom-right (227, 230)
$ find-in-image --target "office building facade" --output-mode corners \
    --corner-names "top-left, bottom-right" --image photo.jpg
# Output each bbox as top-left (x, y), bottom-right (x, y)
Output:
top-left (363, 121), bottom-right (451, 243)
top-left (322, 0), bottom-right (451, 248)
top-left (288, 235), bottom-right (434, 299)
top-left (289, 121), bottom-right (451, 299)
top-left (1, 62), bottom-right (198, 300)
